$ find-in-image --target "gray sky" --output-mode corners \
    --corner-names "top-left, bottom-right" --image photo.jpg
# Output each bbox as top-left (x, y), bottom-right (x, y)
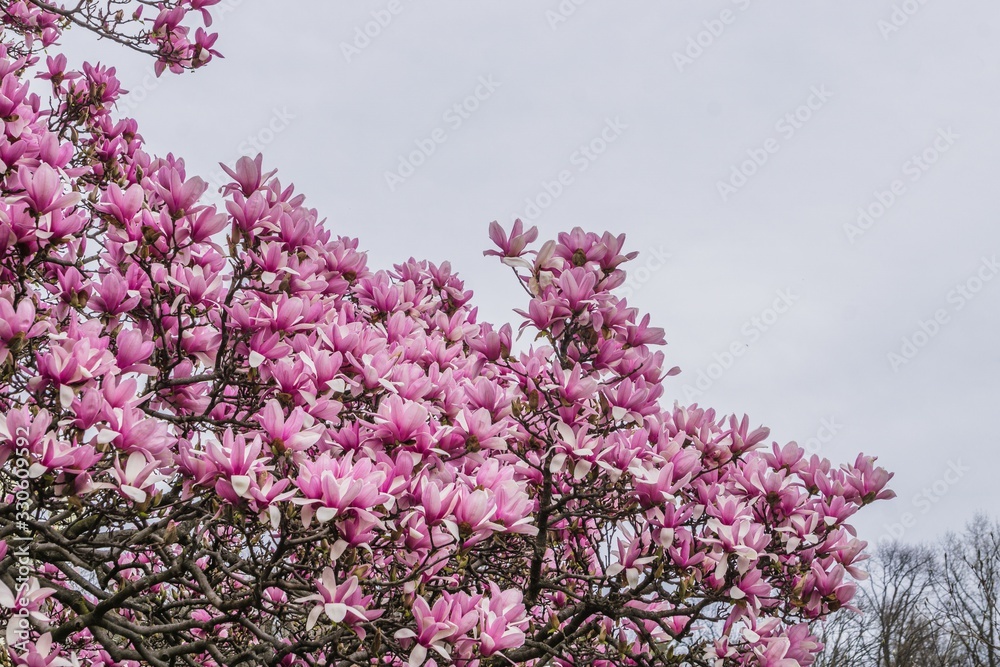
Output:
top-left (64, 0), bottom-right (1000, 547)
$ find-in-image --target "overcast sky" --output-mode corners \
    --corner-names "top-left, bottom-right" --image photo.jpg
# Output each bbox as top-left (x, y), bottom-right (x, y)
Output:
top-left (63, 0), bottom-right (1000, 547)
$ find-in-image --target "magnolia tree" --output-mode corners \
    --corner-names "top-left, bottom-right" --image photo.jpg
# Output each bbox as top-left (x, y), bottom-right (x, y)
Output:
top-left (0, 2), bottom-right (894, 666)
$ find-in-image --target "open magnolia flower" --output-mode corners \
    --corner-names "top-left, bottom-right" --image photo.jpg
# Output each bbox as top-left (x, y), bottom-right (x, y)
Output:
top-left (0, 3), bottom-right (893, 666)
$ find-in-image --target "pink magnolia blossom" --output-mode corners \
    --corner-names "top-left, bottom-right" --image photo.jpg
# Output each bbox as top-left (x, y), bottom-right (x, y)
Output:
top-left (297, 568), bottom-right (382, 638)
top-left (0, 11), bottom-right (893, 667)
top-left (484, 218), bottom-right (538, 260)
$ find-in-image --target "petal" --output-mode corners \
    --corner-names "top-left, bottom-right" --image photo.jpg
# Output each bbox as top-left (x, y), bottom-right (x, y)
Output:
top-left (408, 644), bottom-right (427, 667)
top-left (500, 256), bottom-right (532, 269)
top-left (231, 475), bottom-right (251, 498)
top-left (59, 385), bottom-right (75, 409)
top-left (306, 605), bottom-right (323, 630)
top-left (125, 451), bottom-right (148, 481)
top-left (325, 602), bottom-right (347, 624)
top-left (555, 421), bottom-right (576, 448)
top-left (121, 485), bottom-right (148, 503)
top-left (316, 506), bottom-right (338, 523)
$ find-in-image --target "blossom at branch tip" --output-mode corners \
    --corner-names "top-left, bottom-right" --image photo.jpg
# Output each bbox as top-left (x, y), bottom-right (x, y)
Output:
top-left (484, 218), bottom-right (538, 260)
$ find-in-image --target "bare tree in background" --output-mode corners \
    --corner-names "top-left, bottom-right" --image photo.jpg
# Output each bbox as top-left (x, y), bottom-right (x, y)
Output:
top-left (938, 515), bottom-right (1000, 667)
top-left (815, 541), bottom-right (963, 667)
top-left (867, 542), bottom-right (964, 667)
top-left (812, 603), bottom-right (865, 667)
top-left (813, 515), bottom-right (1000, 667)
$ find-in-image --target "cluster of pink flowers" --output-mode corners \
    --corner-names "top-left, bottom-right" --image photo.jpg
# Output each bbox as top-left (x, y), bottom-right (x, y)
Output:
top-left (0, 4), bottom-right (893, 666)
top-left (1, 0), bottom-right (220, 73)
